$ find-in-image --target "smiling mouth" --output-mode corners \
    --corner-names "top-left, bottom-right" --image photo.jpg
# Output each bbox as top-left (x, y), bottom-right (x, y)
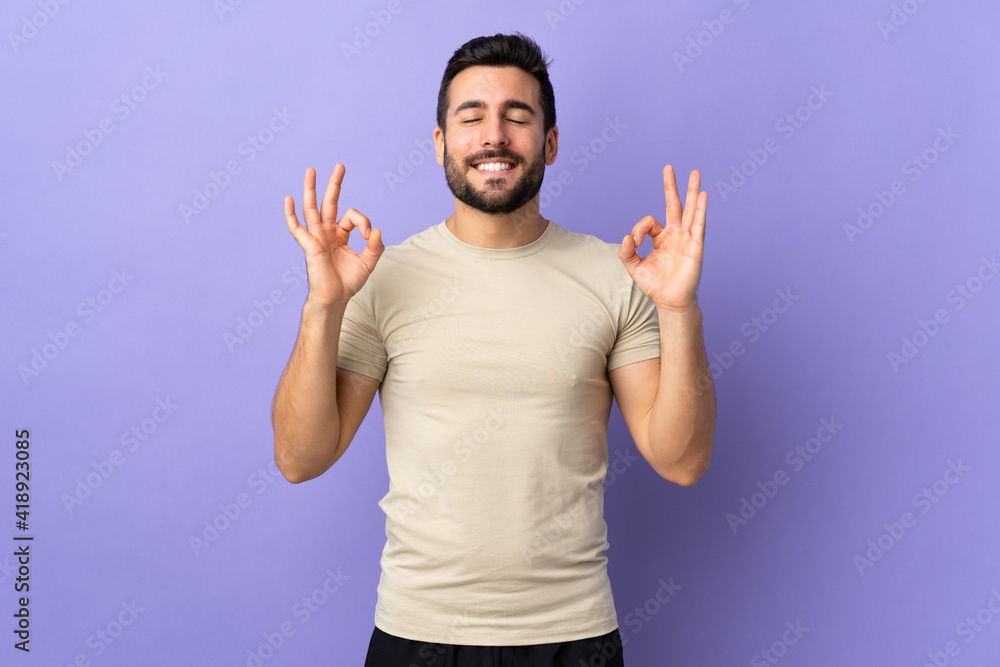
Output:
top-left (472, 161), bottom-right (516, 174)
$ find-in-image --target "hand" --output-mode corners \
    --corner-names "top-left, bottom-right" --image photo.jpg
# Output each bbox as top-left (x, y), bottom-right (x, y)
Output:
top-left (284, 164), bottom-right (384, 307)
top-left (617, 165), bottom-right (707, 313)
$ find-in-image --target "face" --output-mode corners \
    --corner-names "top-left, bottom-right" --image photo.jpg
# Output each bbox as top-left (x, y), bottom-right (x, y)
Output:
top-left (435, 65), bottom-right (557, 215)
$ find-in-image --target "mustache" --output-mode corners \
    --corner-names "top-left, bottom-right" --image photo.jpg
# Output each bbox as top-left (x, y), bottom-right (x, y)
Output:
top-left (466, 149), bottom-right (520, 164)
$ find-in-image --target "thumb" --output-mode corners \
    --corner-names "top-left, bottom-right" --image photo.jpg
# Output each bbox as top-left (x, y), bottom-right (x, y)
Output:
top-left (618, 234), bottom-right (641, 276)
top-left (360, 227), bottom-right (385, 268)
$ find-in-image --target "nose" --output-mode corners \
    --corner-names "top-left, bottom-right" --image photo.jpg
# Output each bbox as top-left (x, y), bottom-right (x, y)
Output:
top-left (479, 114), bottom-right (508, 148)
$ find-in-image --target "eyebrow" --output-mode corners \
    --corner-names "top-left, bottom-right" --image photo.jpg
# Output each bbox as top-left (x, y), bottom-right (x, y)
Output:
top-left (452, 98), bottom-right (536, 117)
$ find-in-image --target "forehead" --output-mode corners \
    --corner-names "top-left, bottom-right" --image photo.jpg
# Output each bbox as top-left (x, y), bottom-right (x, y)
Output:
top-left (448, 65), bottom-right (541, 110)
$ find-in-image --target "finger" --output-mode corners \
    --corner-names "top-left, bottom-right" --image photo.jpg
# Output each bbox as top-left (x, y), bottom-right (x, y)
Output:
top-left (618, 234), bottom-right (638, 262)
top-left (359, 226), bottom-right (386, 272)
top-left (617, 233), bottom-right (642, 277)
top-left (336, 208), bottom-right (372, 239)
top-left (630, 215), bottom-right (665, 248)
top-left (663, 165), bottom-right (683, 228)
top-left (335, 209), bottom-right (384, 272)
top-left (303, 167), bottom-right (320, 233)
top-left (681, 170), bottom-right (702, 231)
top-left (284, 195), bottom-right (312, 250)
top-left (320, 163), bottom-right (345, 226)
top-left (691, 190), bottom-right (708, 242)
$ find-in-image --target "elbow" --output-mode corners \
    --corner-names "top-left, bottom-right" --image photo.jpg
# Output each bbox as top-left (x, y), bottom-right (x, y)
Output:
top-left (657, 439), bottom-right (712, 487)
top-left (670, 466), bottom-right (707, 487)
top-left (275, 456), bottom-right (306, 484)
top-left (274, 445), bottom-right (313, 484)
top-left (278, 466), bottom-right (309, 484)
top-left (663, 462), bottom-right (709, 487)
top-left (274, 439), bottom-right (338, 484)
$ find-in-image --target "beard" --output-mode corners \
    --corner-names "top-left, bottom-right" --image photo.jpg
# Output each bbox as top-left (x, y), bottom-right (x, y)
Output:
top-left (443, 141), bottom-right (546, 215)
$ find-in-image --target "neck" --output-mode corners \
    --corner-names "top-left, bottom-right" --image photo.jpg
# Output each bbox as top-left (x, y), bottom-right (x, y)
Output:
top-left (445, 197), bottom-right (548, 249)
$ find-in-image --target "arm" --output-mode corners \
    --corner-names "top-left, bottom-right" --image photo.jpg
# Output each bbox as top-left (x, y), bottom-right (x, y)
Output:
top-left (272, 301), bottom-right (344, 483)
top-left (609, 305), bottom-right (715, 487)
top-left (271, 165), bottom-right (384, 483)
top-left (646, 304), bottom-right (715, 485)
top-left (272, 301), bottom-right (381, 483)
top-left (614, 164), bottom-right (714, 486)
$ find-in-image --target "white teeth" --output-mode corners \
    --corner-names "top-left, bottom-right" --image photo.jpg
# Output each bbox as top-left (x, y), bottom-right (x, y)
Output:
top-left (475, 162), bottom-right (513, 172)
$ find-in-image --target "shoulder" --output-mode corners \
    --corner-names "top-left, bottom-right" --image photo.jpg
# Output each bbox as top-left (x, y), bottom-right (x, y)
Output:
top-left (365, 222), bottom-right (442, 277)
top-left (550, 221), bottom-right (622, 254)
top-left (547, 222), bottom-right (631, 277)
top-left (382, 222), bottom-right (440, 258)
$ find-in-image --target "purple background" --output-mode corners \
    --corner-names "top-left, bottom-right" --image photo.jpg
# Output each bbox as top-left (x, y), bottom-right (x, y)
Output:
top-left (2, 1), bottom-right (999, 665)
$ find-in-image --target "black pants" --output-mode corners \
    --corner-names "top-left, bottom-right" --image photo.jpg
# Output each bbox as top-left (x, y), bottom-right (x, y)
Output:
top-left (363, 625), bottom-right (625, 667)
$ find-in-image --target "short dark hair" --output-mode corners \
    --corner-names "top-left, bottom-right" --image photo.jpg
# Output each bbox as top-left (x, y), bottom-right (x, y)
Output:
top-left (437, 32), bottom-right (556, 135)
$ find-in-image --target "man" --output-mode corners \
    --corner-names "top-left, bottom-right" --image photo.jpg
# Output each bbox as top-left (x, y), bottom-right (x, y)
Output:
top-left (272, 32), bottom-right (715, 667)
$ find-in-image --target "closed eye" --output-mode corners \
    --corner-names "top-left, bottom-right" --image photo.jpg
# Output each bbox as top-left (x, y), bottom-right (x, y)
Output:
top-left (460, 118), bottom-right (528, 124)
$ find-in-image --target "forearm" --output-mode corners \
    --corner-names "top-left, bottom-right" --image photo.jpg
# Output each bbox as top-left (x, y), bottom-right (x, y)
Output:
top-left (272, 299), bottom-right (347, 483)
top-left (646, 303), bottom-right (716, 486)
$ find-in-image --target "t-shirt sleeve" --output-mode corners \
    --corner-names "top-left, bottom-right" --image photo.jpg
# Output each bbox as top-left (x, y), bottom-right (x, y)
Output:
top-left (606, 274), bottom-right (661, 372)
top-left (336, 279), bottom-right (387, 383)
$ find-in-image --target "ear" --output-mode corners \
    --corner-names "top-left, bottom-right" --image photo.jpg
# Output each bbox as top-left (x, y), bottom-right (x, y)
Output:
top-left (544, 125), bottom-right (558, 166)
top-left (434, 126), bottom-right (445, 166)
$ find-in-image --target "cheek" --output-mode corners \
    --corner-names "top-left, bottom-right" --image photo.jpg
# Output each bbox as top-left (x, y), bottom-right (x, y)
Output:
top-left (455, 138), bottom-right (479, 156)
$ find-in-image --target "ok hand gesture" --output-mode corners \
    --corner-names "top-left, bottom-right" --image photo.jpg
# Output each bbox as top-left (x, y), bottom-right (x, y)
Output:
top-left (284, 164), bottom-right (384, 307)
top-left (617, 165), bottom-right (707, 314)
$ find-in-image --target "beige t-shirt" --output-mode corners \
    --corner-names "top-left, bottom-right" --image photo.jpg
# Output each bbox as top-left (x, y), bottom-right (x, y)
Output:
top-left (336, 218), bottom-right (661, 646)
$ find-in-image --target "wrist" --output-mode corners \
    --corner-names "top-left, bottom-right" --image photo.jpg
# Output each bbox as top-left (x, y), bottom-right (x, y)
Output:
top-left (303, 296), bottom-right (349, 318)
top-left (656, 300), bottom-right (701, 318)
